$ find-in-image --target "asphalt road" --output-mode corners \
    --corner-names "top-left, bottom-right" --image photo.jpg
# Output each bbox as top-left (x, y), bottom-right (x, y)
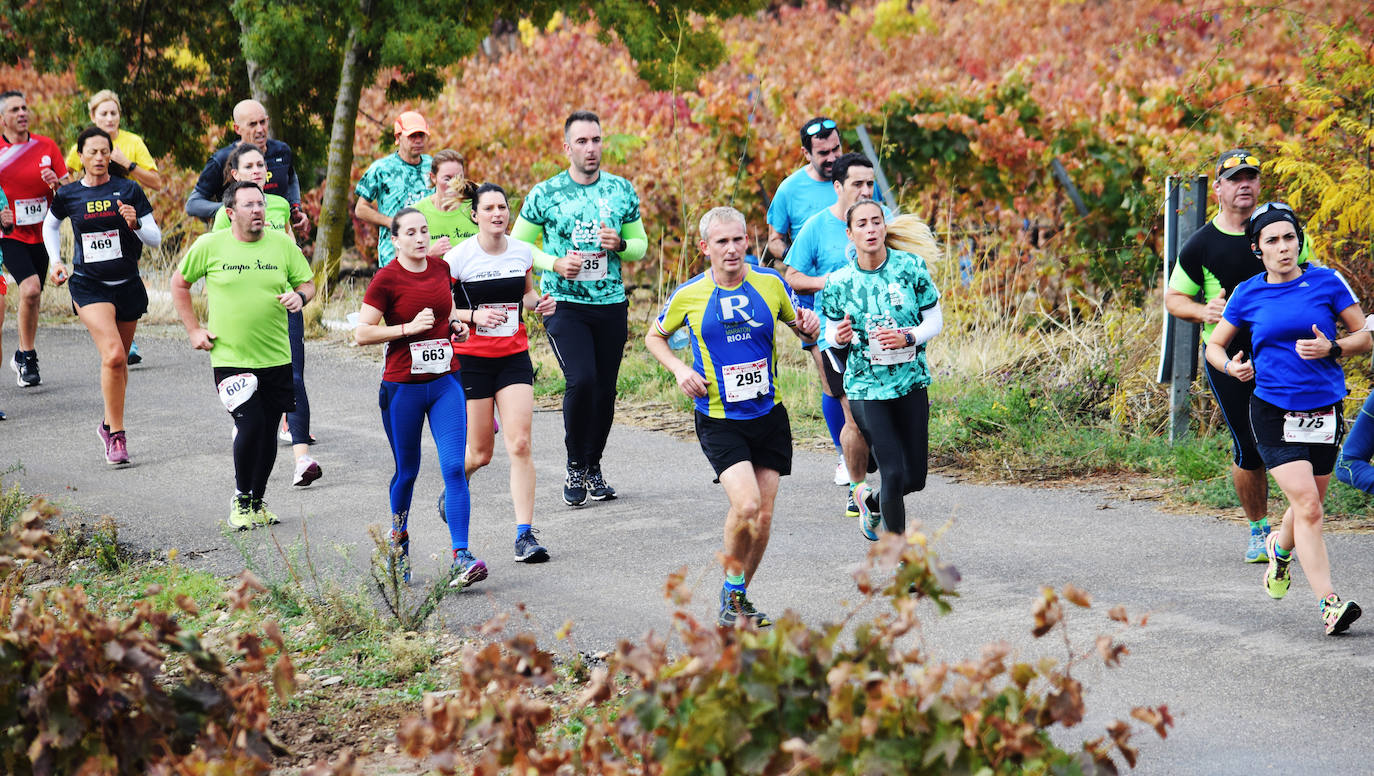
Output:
top-left (4, 324), bottom-right (1372, 774)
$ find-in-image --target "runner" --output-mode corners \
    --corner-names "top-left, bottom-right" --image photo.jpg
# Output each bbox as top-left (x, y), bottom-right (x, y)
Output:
top-left (355, 207), bottom-right (484, 587)
top-left (171, 181), bottom-right (315, 529)
top-left (64, 90), bottom-right (162, 192)
top-left (354, 111), bottom-right (433, 267)
top-left (0, 184), bottom-right (9, 418)
top-left (783, 152), bottom-right (883, 517)
top-left (445, 183), bottom-right (556, 563)
top-left (413, 149), bottom-right (477, 258)
top-left (212, 144), bottom-right (322, 487)
top-left (511, 110), bottom-right (647, 506)
top-left (1164, 149), bottom-right (1273, 563)
top-left (768, 116), bottom-right (849, 486)
top-left (820, 199), bottom-right (942, 542)
top-left (1, 89), bottom-right (68, 389)
top-left (1205, 202), bottom-right (1366, 635)
top-left (185, 100), bottom-right (308, 237)
top-left (42, 126), bottom-right (160, 464)
top-left (645, 206), bottom-right (820, 628)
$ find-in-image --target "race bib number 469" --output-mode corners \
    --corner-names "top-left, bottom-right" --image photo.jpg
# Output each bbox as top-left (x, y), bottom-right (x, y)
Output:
top-left (82, 230), bottom-right (123, 263)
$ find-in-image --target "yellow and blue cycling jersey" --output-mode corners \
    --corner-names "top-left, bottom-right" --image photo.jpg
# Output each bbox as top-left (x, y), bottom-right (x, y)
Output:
top-left (655, 267), bottom-right (799, 420)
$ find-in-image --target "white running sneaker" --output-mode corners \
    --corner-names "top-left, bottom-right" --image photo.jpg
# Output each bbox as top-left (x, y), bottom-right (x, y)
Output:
top-left (833, 456), bottom-right (848, 486)
top-left (293, 455), bottom-right (322, 487)
top-left (278, 418), bottom-right (292, 444)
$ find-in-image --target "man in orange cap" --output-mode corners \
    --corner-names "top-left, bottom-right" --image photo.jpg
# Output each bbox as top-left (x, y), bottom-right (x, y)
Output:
top-left (355, 111), bottom-right (433, 266)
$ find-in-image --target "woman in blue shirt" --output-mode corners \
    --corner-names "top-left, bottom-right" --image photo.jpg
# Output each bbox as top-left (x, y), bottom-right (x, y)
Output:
top-left (1204, 202), bottom-right (1368, 635)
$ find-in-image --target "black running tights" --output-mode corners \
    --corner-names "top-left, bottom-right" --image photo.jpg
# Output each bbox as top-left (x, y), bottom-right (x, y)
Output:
top-left (231, 392), bottom-right (281, 499)
top-left (849, 387), bottom-right (930, 534)
top-left (544, 300), bottom-right (628, 469)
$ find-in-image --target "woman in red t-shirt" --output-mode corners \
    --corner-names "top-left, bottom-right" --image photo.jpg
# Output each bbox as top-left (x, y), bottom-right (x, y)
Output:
top-left (444, 183), bottom-right (556, 564)
top-left (355, 208), bottom-right (484, 588)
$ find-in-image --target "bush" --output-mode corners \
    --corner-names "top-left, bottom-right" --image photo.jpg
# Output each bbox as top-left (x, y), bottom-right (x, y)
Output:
top-left (0, 499), bottom-right (295, 775)
top-left (386, 529), bottom-right (1170, 775)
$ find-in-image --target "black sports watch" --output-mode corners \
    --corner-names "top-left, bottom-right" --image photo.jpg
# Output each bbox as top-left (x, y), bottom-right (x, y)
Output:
top-left (1329, 340), bottom-right (1343, 359)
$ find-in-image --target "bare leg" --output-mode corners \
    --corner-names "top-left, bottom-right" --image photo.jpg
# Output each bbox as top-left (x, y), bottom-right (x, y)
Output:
top-left (75, 302), bottom-right (132, 431)
top-left (717, 461), bottom-right (763, 584)
top-left (464, 397), bottom-right (496, 481)
top-left (494, 383), bottom-right (536, 527)
top-left (1270, 461), bottom-right (1334, 600)
top-left (840, 396), bottom-right (869, 484)
top-left (1234, 465), bottom-right (1269, 521)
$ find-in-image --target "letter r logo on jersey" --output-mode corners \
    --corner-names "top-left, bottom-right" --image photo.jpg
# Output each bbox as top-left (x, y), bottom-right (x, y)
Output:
top-left (719, 294), bottom-right (763, 327)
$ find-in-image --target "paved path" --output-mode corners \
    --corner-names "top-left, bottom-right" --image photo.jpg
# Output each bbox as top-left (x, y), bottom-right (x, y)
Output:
top-left (4, 324), bottom-right (1373, 774)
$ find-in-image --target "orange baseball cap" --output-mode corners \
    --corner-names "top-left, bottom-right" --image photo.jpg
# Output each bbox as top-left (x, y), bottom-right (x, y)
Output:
top-left (393, 111), bottom-right (429, 137)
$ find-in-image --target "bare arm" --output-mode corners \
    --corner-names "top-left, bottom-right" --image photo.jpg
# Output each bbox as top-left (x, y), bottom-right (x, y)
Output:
top-left (645, 327), bottom-right (707, 399)
top-left (354, 197), bottom-right (391, 229)
top-left (171, 271), bottom-right (215, 351)
top-left (1204, 319), bottom-right (1252, 381)
top-left (1164, 288), bottom-right (1225, 325)
top-left (782, 264), bottom-right (827, 295)
top-left (766, 226), bottom-right (789, 262)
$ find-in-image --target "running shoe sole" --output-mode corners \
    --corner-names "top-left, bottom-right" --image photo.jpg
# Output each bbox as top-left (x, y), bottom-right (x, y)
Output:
top-left (588, 490), bottom-right (616, 501)
top-left (293, 461), bottom-right (322, 487)
top-left (449, 561), bottom-right (489, 588)
top-left (1326, 601), bottom-right (1361, 635)
top-left (12, 355), bottom-right (38, 387)
top-left (515, 546), bottom-right (550, 563)
top-left (564, 491), bottom-right (588, 507)
top-left (855, 484), bottom-right (879, 541)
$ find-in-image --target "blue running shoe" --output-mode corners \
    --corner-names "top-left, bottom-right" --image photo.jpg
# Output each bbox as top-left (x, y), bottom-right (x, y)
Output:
top-left (1245, 528), bottom-right (1270, 563)
top-left (854, 483), bottom-right (880, 541)
top-left (449, 548), bottom-right (488, 588)
top-left (515, 528), bottom-right (549, 563)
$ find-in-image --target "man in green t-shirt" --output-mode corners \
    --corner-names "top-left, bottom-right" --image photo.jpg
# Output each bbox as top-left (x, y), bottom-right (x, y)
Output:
top-left (172, 181), bottom-right (315, 530)
top-left (511, 110), bottom-right (649, 506)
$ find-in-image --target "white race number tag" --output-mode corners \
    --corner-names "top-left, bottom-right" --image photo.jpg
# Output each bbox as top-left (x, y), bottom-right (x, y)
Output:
top-left (15, 197), bottom-right (46, 226)
top-left (568, 250), bottom-right (608, 281)
top-left (1283, 408), bottom-right (1336, 444)
top-left (217, 373), bottom-right (259, 413)
top-left (475, 303), bottom-right (520, 337)
top-left (81, 230), bottom-right (122, 263)
top-left (409, 338), bottom-right (453, 374)
top-left (721, 358), bottom-right (769, 403)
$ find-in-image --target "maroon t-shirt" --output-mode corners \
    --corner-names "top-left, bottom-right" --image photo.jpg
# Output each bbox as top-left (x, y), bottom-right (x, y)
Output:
top-left (362, 258), bottom-right (458, 383)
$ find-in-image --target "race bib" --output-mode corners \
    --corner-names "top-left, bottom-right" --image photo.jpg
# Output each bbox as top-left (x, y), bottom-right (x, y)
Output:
top-left (721, 358), bottom-right (769, 403)
top-left (1283, 408), bottom-right (1336, 444)
top-left (409, 338), bottom-right (453, 375)
top-left (870, 341), bottom-right (916, 366)
top-left (569, 250), bottom-right (608, 281)
top-left (217, 373), bottom-right (258, 413)
top-left (81, 230), bottom-right (122, 263)
top-left (14, 196), bottom-right (46, 226)
top-left (475, 303), bottom-right (520, 337)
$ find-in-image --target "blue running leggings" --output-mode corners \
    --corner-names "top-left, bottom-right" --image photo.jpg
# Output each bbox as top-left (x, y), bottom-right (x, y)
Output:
top-left (379, 374), bottom-right (470, 549)
top-left (286, 310), bottom-right (312, 444)
top-left (1335, 392), bottom-right (1374, 493)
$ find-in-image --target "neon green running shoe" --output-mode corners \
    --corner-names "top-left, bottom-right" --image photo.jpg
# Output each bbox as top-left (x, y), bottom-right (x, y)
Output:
top-left (1264, 532), bottom-right (1292, 600)
top-left (251, 498), bottom-right (281, 527)
top-left (228, 494), bottom-right (255, 530)
top-left (1321, 595), bottom-right (1361, 636)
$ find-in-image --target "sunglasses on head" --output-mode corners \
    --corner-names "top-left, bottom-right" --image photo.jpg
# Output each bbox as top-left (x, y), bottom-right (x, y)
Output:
top-left (804, 119), bottom-right (837, 136)
top-left (1249, 201), bottom-right (1292, 221)
top-left (1221, 154), bottom-right (1259, 170)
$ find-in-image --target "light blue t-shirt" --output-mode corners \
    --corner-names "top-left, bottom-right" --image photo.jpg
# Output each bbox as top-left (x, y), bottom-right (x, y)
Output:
top-left (767, 167), bottom-right (836, 242)
top-left (783, 204), bottom-right (892, 348)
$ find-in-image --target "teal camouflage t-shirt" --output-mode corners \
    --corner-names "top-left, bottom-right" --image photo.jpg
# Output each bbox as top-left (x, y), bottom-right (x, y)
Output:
top-left (517, 170), bottom-right (641, 305)
top-left (819, 249), bottom-right (940, 401)
top-left (354, 152), bottom-right (433, 266)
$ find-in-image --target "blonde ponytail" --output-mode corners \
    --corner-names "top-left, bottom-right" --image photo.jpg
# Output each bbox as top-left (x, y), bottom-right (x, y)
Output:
top-left (885, 214), bottom-right (941, 263)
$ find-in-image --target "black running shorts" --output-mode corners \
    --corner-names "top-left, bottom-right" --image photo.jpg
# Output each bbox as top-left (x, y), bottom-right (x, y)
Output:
top-left (693, 403), bottom-right (793, 478)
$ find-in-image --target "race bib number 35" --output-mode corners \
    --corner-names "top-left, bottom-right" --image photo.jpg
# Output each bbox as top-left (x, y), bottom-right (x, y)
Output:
top-left (409, 338), bottom-right (453, 375)
top-left (1283, 408), bottom-right (1336, 444)
top-left (568, 250), bottom-right (608, 281)
top-left (82, 230), bottom-right (123, 263)
top-left (722, 358), bottom-right (769, 403)
top-left (15, 196), bottom-right (46, 226)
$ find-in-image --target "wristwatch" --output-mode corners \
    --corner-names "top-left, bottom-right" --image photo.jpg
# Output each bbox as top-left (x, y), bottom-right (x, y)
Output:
top-left (903, 330), bottom-right (915, 347)
top-left (128, 162), bottom-right (138, 171)
top-left (1329, 340), bottom-right (1343, 359)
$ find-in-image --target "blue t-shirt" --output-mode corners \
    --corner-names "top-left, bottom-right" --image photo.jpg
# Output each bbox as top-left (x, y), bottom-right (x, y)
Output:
top-left (767, 167), bottom-right (836, 242)
top-left (1222, 266), bottom-right (1358, 411)
top-left (654, 267), bottom-right (800, 420)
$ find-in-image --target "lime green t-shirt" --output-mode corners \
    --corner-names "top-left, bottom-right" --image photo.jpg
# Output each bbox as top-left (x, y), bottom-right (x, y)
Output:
top-left (178, 229), bottom-right (312, 369)
top-left (211, 193), bottom-right (292, 233)
top-left (412, 195), bottom-right (477, 246)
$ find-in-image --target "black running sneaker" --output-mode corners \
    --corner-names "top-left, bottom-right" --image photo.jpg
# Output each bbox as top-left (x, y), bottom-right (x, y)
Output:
top-left (437, 489), bottom-right (448, 524)
top-left (12, 350), bottom-right (39, 387)
top-left (586, 465), bottom-right (616, 501)
top-left (718, 589), bottom-right (772, 628)
top-left (564, 466), bottom-right (589, 506)
top-left (514, 528), bottom-right (549, 563)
